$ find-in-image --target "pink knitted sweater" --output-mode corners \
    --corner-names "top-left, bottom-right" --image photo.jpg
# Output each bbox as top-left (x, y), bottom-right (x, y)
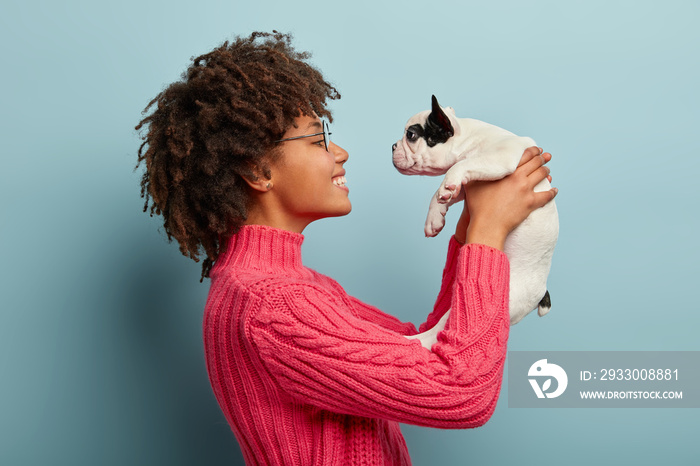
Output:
top-left (203, 225), bottom-right (510, 465)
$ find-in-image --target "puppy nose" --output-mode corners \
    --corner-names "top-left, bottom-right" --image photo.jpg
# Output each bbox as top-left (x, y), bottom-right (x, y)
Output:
top-left (392, 143), bottom-right (397, 151)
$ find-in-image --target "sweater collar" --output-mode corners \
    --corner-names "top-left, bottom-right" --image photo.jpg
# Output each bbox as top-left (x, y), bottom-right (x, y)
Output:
top-left (214, 224), bottom-right (305, 274)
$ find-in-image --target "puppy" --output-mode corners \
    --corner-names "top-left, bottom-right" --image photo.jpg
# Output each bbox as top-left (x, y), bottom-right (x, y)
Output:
top-left (394, 96), bottom-right (558, 348)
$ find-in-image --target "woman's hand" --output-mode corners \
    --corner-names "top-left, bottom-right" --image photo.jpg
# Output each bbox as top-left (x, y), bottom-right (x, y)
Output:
top-left (454, 146), bottom-right (557, 251)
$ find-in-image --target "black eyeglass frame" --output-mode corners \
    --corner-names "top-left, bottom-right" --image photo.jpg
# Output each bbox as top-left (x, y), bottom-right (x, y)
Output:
top-left (274, 120), bottom-right (332, 152)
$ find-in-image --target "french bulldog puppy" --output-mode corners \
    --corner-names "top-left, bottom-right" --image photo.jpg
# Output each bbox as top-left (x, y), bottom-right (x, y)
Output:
top-left (394, 96), bottom-right (559, 348)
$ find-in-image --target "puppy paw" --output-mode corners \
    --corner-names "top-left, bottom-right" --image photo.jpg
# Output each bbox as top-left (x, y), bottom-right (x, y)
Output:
top-left (425, 204), bottom-right (447, 237)
top-left (436, 183), bottom-right (462, 205)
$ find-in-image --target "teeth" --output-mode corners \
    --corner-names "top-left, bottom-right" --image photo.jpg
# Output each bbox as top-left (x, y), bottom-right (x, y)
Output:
top-left (333, 176), bottom-right (346, 186)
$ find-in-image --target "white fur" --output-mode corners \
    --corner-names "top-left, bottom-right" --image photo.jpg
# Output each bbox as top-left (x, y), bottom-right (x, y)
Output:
top-left (393, 104), bottom-right (559, 349)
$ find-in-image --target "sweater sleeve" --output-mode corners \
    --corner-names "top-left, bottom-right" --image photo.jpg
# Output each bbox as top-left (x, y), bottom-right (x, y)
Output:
top-left (248, 243), bottom-right (510, 428)
top-left (418, 234), bottom-right (462, 333)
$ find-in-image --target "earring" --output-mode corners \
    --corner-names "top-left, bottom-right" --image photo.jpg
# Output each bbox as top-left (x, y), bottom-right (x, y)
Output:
top-left (266, 182), bottom-right (273, 190)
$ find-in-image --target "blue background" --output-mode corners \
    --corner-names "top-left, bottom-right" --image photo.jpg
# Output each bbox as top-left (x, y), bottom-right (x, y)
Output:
top-left (2, 0), bottom-right (698, 464)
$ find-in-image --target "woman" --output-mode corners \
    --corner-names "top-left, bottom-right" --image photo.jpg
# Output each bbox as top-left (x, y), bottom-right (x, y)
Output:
top-left (136, 31), bottom-right (556, 465)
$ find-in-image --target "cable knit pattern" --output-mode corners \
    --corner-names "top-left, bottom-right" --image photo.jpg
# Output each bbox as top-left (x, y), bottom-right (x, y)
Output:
top-left (203, 225), bottom-right (510, 465)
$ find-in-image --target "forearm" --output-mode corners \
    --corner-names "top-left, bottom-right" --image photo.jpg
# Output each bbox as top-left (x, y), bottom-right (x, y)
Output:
top-left (465, 219), bottom-right (508, 251)
top-left (455, 189), bottom-right (508, 251)
top-left (416, 234), bottom-right (462, 334)
top-left (250, 244), bottom-right (511, 428)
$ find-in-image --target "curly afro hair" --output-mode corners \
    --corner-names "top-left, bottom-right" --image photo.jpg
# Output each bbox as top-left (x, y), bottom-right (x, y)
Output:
top-left (135, 31), bottom-right (340, 280)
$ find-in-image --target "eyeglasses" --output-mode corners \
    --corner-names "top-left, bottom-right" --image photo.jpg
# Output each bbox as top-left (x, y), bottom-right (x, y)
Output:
top-left (274, 120), bottom-right (332, 152)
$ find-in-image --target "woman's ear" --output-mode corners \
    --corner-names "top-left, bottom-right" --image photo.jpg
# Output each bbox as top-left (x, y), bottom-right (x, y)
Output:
top-left (242, 173), bottom-right (273, 192)
top-left (241, 161), bottom-right (274, 192)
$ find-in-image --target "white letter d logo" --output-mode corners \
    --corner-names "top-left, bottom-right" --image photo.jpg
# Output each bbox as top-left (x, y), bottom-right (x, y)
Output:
top-left (528, 359), bottom-right (568, 399)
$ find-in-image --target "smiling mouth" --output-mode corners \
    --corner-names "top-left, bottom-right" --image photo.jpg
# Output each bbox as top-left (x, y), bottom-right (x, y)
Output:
top-left (332, 175), bottom-right (347, 187)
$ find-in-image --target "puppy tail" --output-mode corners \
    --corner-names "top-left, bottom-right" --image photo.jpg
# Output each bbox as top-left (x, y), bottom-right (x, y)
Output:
top-left (537, 290), bottom-right (552, 317)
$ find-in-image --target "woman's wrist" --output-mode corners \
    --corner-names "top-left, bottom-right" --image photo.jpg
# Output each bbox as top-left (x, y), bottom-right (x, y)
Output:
top-left (465, 219), bottom-right (508, 251)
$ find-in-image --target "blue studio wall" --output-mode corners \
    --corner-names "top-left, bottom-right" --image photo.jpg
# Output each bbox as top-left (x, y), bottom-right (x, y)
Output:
top-left (1, 0), bottom-right (699, 464)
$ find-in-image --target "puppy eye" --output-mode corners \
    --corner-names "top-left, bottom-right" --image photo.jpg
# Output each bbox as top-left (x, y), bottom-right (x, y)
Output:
top-left (406, 130), bottom-right (417, 142)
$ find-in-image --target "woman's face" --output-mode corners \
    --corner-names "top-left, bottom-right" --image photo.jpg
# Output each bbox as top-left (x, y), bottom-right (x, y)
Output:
top-left (267, 114), bottom-right (351, 230)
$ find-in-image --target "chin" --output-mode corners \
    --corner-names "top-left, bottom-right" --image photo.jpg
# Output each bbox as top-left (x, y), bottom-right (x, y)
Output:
top-left (328, 200), bottom-right (352, 218)
top-left (335, 203), bottom-right (352, 217)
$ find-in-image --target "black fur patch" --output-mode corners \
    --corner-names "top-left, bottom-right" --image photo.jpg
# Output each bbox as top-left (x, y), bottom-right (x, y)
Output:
top-left (424, 95), bottom-right (454, 147)
top-left (539, 290), bottom-right (551, 309)
top-left (406, 124), bottom-right (424, 143)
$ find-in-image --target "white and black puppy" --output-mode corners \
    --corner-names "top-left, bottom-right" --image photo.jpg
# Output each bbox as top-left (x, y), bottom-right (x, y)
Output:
top-left (393, 96), bottom-right (558, 346)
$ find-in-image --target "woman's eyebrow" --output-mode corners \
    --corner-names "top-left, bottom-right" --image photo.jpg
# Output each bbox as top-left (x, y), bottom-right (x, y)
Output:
top-left (306, 121), bottom-right (323, 131)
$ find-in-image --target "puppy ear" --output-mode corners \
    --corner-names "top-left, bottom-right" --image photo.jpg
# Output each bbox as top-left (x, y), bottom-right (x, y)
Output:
top-left (442, 106), bottom-right (461, 136)
top-left (428, 95), bottom-right (454, 137)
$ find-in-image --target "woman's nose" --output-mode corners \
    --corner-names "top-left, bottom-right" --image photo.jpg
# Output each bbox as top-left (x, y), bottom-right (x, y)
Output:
top-left (331, 142), bottom-right (349, 164)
